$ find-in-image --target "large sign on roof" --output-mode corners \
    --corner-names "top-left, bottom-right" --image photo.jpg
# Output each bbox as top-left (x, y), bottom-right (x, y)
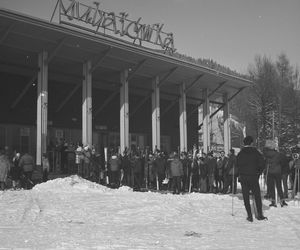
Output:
top-left (52, 0), bottom-right (176, 54)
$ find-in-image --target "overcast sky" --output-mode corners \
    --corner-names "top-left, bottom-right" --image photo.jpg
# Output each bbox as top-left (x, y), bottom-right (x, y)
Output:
top-left (1, 0), bottom-right (299, 74)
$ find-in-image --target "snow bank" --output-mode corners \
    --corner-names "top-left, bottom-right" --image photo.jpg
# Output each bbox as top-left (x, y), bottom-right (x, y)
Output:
top-left (32, 175), bottom-right (111, 193)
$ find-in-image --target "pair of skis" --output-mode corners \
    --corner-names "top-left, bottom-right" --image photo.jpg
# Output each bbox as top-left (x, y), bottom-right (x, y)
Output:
top-left (104, 147), bottom-right (109, 185)
top-left (188, 146), bottom-right (197, 193)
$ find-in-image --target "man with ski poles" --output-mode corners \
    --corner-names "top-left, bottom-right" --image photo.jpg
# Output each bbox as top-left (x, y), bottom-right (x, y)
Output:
top-left (263, 140), bottom-right (288, 207)
top-left (236, 135), bottom-right (267, 222)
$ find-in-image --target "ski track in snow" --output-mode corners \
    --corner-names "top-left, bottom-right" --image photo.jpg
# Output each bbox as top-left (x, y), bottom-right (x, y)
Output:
top-left (0, 175), bottom-right (299, 249)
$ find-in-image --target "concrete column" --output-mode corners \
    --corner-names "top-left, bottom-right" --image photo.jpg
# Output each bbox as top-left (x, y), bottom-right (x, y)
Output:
top-left (198, 105), bottom-right (203, 147)
top-left (120, 69), bottom-right (129, 153)
top-left (202, 88), bottom-right (210, 153)
top-left (37, 51), bottom-right (48, 166)
top-left (82, 60), bottom-right (92, 146)
top-left (179, 82), bottom-right (187, 152)
top-left (152, 76), bottom-right (160, 152)
top-left (223, 93), bottom-right (231, 155)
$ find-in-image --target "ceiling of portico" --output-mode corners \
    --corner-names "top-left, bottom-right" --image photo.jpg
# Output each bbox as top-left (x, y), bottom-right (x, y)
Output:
top-left (0, 9), bottom-right (252, 110)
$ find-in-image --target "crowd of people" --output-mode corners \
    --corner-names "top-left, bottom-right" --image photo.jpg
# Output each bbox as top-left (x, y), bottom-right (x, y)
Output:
top-left (0, 146), bottom-right (50, 190)
top-left (0, 138), bottom-right (299, 208)
top-left (71, 138), bottom-right (300, 207)
top-left (72, 143), bottom-right (239, 194)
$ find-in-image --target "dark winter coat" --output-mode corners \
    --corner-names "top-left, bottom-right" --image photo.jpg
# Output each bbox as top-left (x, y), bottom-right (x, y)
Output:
top-left (237, 146), bottom-right (265, 177)
top-left (191, 158), bottom-right (199, 175)
top-left (10, 166), bottom-right (23, 181)
top-left (121, 155), bottom-right (130, 172)
top-left (199, 159), bottom-right (208, 178)
top-left (18, 153), bottom-right (35, 172)
top-left (279, 153), bottom-right (290, 175)
top-left (206, 157), bottom-right (217, 176)
top-left (216, 157), bottom-right (227, 177)
top-left (169, 158), bottom-right (184, 177)
top-left (132, 156), bottom-right (143, 174)
top-left (263, 149), bottom-right (282, 175)
top-left (109, 156), bottom-right (120, 172)
top-left (153, 157), bottom-right (165, 176)
top-left (227, 154), bottom-right (237, 176)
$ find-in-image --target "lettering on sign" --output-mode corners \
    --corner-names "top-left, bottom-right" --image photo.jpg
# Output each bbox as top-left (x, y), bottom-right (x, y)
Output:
top-left (51, 0), bottom-right (175, 54)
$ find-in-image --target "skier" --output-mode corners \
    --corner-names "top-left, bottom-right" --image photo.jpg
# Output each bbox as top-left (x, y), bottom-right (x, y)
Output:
top-left (121, 149), bottom-right (131, 187)
top-left (223, 149), bottom-right (237, 194)
top-left (18, 151), bottom-right (35, 189)
top-left (109, 152), bottom-right (121, 188)
top-left (290, 153), bottom-right (300, 198)
top-left (206, 152), bottom-right (217, 193)
top-left (280, 151), bottom-right (290, 199)
top-left (83, 145), bottom-right (91, 179)
top-left (237, 135), bottom-right (267, 222)
top-left (153, 152), bottom-right (165, 190)
top-left (216, 151), bottom-right (227, 193)
top-left (263, 140), bottom-right (288, 207)
top-left (75, 142), bottom-right (84, 177)
top-left (42, 153), bottom-right (50, 182)
top-left (132, 153), bottom-right (143, 190)
top-left (180, 152), bottom-right (189, 192)
top-left (198, 153), bottom-right (208, 193)
top-left (169, 152), bottom-right (184, 194)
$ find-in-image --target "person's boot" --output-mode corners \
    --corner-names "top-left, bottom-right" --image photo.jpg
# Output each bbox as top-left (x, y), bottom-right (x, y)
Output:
top-left (269, 201), bottom-right (277, 207)
top-left (280, 200), bottom-right (288, 207)
top-left (246, 215), bottom-right (253, 222)
top-left (257, 215), bottom-right (268, 221)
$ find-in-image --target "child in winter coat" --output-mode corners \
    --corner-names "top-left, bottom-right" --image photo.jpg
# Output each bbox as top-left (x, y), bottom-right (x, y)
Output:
top-left (42, 153), bottom-right (50, 182)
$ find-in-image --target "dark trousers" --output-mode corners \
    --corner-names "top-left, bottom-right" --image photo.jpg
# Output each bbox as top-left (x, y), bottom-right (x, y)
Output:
top-left (240, 175), bottom-right (263, 217)
top-left (267, 173), bottom-right (284, 201)
top-left (42, 169), bottom-right (48, 182)
top-left (123, 169), bottom-right (132, 186)
top-left (199, 177), bottom-right (208, 193)
top-left (227, 175), bottom-right (237, 194)
top-left (23, 171), bottom-right (33, 189)
top-left (133, 172), bottom-right (142, 189)
top-left (192, 173), bottom-right (199, 190)
top-left (110, 170), bottom-right (120, 186)
top-left (223, 173), bottom-right (230, 193)
top-left (208, 175), bottom-right (215, 193)
top-left (172, 176), bottom-right (182, 194)
top-left (182, 173), bottom-right (189, 191)
top-left (281, 173), bottom-right (288, 198)
top-left (215, 174), bottom-right (223, 192)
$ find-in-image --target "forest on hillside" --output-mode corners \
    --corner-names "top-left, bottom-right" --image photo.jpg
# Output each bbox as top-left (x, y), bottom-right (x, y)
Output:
top-left (174, 52), bottom-right (300, 151)
top-left (230, 53), bottom-right (300, 151)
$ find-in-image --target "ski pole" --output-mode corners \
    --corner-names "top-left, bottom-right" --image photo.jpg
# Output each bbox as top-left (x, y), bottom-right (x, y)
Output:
top-left (104, 147), bottom-right (109, 185)
top-left (231, 165), bottom-right (235, 216)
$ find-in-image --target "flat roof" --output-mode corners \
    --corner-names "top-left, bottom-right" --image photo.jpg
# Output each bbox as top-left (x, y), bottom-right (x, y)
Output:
top-left (0, 8), bottom-right (252, 105)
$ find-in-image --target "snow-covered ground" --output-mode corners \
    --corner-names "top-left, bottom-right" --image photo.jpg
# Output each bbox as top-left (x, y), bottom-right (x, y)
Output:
top-left (0, 175), bottom-right (299, 250)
